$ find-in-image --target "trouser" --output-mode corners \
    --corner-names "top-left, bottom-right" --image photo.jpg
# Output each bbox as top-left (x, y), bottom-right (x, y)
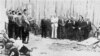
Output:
top-left (21, 26), bottom-right (29, 43)
top-left (46, 29), bottom-right (51, 38)
top-left (51, 23), bottom-right (58, 38)
top-left (84, 31), bottom-right (89, 40)
top-left (41, 27), bottom-right (46, 38)
top-left (8, 22), bottom-right (15, 39)
top-left (57, 25), bottom-right (62, 39)
top-left (21, 26), bottom-right (26, 43)
top-left (22, 31), bottom-right (29, 43)
top-left (15, 26), bottom-right (23, 40)
top-left (14, 24), bottom-right (19, 40)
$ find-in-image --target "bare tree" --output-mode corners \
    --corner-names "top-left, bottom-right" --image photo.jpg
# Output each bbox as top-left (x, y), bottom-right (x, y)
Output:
top-left (70, 0), bottom-right (72, 17)
top-left (92, 6), bottom-right (95, 24)
top-left (38, 5), bottom-right (41, 26)
top-left (5, 0), bottom-right (7, 8)
top-left (85, 0), bottom-right (88, 18)
top-left (44, 0), bottom-right (46, 18)
top-left (72, 0), bottom-right (74, 17)
top-left (61, 1), bottom-right (63, 16)
top-left (55, 0), bottom-right (57, 16)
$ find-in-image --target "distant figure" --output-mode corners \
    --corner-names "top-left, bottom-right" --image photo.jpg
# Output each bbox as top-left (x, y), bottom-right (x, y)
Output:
top-left (51, 15), bottom-right (58, 39)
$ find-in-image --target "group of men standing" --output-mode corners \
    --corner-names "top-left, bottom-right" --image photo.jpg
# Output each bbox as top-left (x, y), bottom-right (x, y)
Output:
top-left (63, 16), bottom-right (92, 41)
top-left (0, 6), bottom-right (92, 42)
top-left (41, 15), bottom-right (92, 41)
top-left (41, 15), bottom-right (59, 39)
top-left (7, 9), bottom-right (30, 43)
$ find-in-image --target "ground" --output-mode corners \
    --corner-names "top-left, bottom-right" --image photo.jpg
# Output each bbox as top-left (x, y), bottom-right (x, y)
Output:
top-left (1, 32), bottom-right (100, 56)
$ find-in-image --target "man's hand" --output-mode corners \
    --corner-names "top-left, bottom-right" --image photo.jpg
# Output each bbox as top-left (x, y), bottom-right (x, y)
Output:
top-left (79, 27), bottom-right (81, 30)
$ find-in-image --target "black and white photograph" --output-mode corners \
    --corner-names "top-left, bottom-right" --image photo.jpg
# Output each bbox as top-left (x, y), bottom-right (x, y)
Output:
top-left (0, 0), bottom-right (100, 56)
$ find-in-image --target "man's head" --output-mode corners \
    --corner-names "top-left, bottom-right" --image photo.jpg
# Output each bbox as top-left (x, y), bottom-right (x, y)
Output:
top-left (79, 15), bottom-right (84, 22)
top-left (12, 10), bottom-right (15, 15)
top-left (23, 9), bottom-right (28, 15)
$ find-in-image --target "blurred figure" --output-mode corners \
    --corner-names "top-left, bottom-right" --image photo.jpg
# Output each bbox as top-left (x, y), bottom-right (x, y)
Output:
top-left (8, 10), bottom-right (15, 39)
top-left (41, 18), bottom-right (51, 38)
top-left (8, 38), bottom-right (30, 56)
top-left (51, 15), bottom-right (58, 39)
top-left (57, 17), bottom-right (65, 39)
top-left (21, 9), bottom-right (30, 43)
top-left (84, 18), bottom-right (92, 39)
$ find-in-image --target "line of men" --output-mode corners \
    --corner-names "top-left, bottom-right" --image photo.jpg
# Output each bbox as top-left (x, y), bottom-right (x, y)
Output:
top-left (6, 8), bottom-right (92, 42)
top-left (41, 15), bottom-right (92, 41)
top-left (7, 9), bottom-right (30, 43)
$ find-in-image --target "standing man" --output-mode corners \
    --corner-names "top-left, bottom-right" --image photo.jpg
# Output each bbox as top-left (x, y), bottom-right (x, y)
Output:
top-left (8, 10), bottom-right (16, 39)
top-left (22, 9), bottom-right (30, 43)
top-left (51, 15), bottom-right (58, 39)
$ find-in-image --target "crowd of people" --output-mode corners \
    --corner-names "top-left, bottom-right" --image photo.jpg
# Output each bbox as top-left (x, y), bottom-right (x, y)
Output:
top-left (5, 8), bottom-right (93, 42)
top-left (6, 8), bottom-right (31, 43)
top-left (0, 7), bottom-right (98, 56)
top-left (0, 3), bottom-right (99, 56)
top-left (41, 15), bottom-right (92, 41)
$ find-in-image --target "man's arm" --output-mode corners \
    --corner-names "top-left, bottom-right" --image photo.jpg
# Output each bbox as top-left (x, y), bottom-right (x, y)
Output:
top-left (25, 19), bottom-right (30, 25)
top-left (22, 15), bottom-right (30, 25)
top-left (3, 32), bottom-right (10, 42)
top-left (5, 22), bottom-right (8, 34)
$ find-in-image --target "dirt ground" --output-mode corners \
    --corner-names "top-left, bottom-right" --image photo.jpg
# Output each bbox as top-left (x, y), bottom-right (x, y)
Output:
top-left (26, 33), bottom-right (100, 56)
top-left (1, 33), bottom-right (100, 56)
